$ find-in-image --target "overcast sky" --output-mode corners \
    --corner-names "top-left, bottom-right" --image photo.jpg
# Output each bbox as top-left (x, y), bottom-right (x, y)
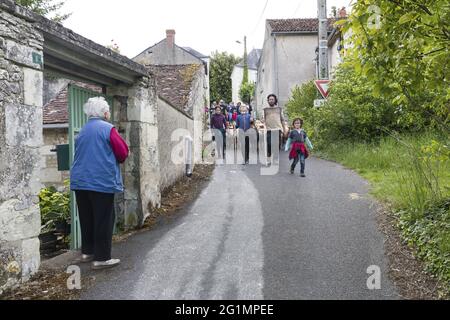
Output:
top-left (61, 0), bottom-right (353, 59)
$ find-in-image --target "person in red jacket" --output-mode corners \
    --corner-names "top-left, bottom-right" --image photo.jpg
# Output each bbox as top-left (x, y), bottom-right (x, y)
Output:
top-left (71, 97), bottom-right (129, 269)
top-left (287, 118), bottom-right (311, 177)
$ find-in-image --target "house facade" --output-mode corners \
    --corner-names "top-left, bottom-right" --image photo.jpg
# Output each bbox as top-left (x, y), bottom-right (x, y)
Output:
top-left (231, 49), bottom-right (261, 105)
top-left (133, 30), bottom-right (210, 106)
top-left (255, 18), bottom-right (336, 118)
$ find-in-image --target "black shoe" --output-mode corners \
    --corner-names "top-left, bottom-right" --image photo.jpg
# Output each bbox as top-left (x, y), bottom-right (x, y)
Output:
top-left (290, 169), bottom-right (294, 174)
top-left (300, 173), bottom-right (306, 177)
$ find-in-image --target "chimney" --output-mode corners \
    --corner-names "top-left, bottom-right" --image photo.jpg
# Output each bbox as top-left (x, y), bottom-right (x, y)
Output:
top-left (166, 29), bottom-right (175, 49)
top-left (338, 7), bottom-right (347, 18)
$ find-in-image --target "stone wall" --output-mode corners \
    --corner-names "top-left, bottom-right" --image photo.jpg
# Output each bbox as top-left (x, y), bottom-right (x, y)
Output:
top-left (157, 98), bottom-right (194, 192)
top-left (39, 128), bottom-right (69, 189)
top-left (157, 66), bottom-right (206, 192)
top-left (107, 78), bottom-right (161, 230)
top-left (0, 5), bottom-right (44, 294)
top-left (189, 66), bottom-right (207, 164)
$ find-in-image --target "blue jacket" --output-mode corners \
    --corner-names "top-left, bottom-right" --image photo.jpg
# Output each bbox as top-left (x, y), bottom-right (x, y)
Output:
top-left (236, 113), bottom-right (252, 132)
top-left (70, 118), bottom-right (123, 194)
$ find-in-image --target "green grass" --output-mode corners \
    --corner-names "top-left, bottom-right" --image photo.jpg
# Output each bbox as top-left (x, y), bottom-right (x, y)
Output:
top-left (316, 131), bottom-right (450, 296)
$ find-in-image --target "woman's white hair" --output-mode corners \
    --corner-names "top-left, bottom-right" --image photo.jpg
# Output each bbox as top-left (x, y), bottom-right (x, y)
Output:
top-left (83, 97), bottom-right (110, 118)
top-left (240, 104), bottom-right (249, 113)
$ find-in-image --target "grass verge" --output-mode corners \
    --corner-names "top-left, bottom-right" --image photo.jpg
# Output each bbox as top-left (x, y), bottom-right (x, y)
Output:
top-left (315, 131), bottom-right (450, 298)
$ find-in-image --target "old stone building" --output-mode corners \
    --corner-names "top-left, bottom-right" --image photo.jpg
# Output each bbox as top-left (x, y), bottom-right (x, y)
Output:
top-left (0, 0), bottom-right (163, 293)
top-left (0, 0), bottom-right (212, 294)
top-left (133, 29), bottom-right (210, 106)
top-left (133, 29), bottom-right (209, 190)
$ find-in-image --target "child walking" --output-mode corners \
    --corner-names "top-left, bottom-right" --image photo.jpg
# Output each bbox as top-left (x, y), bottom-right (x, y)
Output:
top-left (286, 118), bottom-right (313, 177)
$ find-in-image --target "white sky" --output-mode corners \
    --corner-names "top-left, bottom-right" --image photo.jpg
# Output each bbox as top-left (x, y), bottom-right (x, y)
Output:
top-left (61, 0), bottom-right (352, 59)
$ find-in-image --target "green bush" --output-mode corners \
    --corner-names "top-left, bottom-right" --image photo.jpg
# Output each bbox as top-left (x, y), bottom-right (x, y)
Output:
top-left (239, 82), bottom-right (255, 105)
top-left (286, 63), bottom-right (402, 146)
top-left (398, 198), bottom-right (450, 296)
top-left (39, 180), bottom-right (70, 233)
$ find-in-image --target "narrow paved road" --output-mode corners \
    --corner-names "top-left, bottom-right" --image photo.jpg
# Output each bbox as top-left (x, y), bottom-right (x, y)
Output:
top-left (80, 153), bottom-right (399, 299)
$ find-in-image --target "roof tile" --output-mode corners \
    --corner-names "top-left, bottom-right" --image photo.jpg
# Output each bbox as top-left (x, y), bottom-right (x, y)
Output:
top-left (43, 82), bottom-right (102, 125)
top-left (268, 18), bottom-right (337, 33)
top-left (148, 64), bottom-right (202, 117)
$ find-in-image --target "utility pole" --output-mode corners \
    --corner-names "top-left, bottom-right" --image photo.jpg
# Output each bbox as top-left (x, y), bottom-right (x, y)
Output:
top-left (318, 0), bottom-right (329, 80)
top-left (242, 36), bottom-right (249, 85)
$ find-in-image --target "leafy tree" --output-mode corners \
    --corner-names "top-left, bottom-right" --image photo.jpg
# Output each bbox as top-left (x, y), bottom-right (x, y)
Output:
top-left (339, 0), bottom-right (450, 130)
top-left (239, 82), bottom-right (255, 105)
top-left (210, 51), bottom-right (240, 103)
top-left (238, 39), bottom-right (255, 105)
top-left (15, 0), bottom-right (71, 22)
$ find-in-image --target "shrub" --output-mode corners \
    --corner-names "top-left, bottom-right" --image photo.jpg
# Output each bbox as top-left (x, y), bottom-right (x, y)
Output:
top-left (39, 180), bottom-right (70, 233)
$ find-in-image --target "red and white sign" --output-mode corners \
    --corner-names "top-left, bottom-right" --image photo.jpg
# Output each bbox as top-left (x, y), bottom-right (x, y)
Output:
top-left (314, 80), bottom-right (331, 99)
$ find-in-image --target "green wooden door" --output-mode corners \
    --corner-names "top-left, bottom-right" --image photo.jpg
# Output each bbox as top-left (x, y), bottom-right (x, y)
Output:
top-left (68, 84), bottom-right (114, 250)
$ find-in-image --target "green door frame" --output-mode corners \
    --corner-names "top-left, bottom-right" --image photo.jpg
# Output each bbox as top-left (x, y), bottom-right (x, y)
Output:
top-left (68, 84), bottom-right (114, 250)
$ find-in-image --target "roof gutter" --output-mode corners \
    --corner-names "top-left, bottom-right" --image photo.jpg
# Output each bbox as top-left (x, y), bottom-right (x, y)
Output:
top-left (271, 30), bottom-right (336, 36)
top-left (43, 123), bottom-right (69, 129)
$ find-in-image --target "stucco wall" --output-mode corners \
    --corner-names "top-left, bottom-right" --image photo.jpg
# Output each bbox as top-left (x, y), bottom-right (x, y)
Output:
top-left (275, 34), bottom-right (317, 108)
top-left (256, 29), bottom-right (318, 118)
top-left (328, 38), bottom-right (341, 79)
top-left (255, 25), bottom-right (275, 118)
top-left (157, 67), bottom-right (205, 192)
top-left (231, 66), bottom-right (257, 104)
top-left (157, 98), bottom-right (194, 192)
top-left (134, 40), bottom-right (201, 66)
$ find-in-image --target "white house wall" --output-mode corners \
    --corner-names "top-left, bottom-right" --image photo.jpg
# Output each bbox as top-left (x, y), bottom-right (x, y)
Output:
top-left (255, 26), bottom-right (275, 117)
top-left (134, 40), bottom-right (201, 66)
top-left (231, 66), bottom-right (258, 104)
top-left (274, 34), bottom-right (317, 109)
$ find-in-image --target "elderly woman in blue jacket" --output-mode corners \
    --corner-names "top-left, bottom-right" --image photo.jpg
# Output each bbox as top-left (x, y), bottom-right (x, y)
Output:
top-left (70, 97), bottom-right (129, 270)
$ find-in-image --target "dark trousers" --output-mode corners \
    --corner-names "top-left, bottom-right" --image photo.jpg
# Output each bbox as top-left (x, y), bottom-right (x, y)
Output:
top-left (240, 135), bottom-right (250, 163)
top-left (75, 190), bottom-right (115, 261)
top-left (291, 151), bottom-right (306, 174)
top-left (267, 130), bottom-right (281, 158)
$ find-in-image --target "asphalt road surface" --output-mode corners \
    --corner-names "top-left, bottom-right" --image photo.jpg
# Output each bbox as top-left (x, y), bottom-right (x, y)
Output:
top-left (80, 153), bottom-right (399, 300)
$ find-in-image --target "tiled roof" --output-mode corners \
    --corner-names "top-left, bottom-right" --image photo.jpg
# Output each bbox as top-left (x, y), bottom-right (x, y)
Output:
top-left (148, 64), bottom-right (202, 117)
top-left (43, 82), bottom-right (102, 125)
top-left (237, 49), bottom-right (262, 70)
top-left (268, 18), bottom-right (337, 33)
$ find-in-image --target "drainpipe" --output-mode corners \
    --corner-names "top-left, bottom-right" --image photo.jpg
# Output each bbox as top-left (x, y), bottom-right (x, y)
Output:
top-left (185, 136), bottom-right (193, 177)
top-left (273, 35), bottom-right (279, 99)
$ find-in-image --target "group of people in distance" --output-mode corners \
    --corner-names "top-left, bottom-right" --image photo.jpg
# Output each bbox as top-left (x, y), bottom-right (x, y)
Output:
top-left (208, 94), bottom-right (313, 176)
top-left (209, 100), bottom-right (254, 164)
